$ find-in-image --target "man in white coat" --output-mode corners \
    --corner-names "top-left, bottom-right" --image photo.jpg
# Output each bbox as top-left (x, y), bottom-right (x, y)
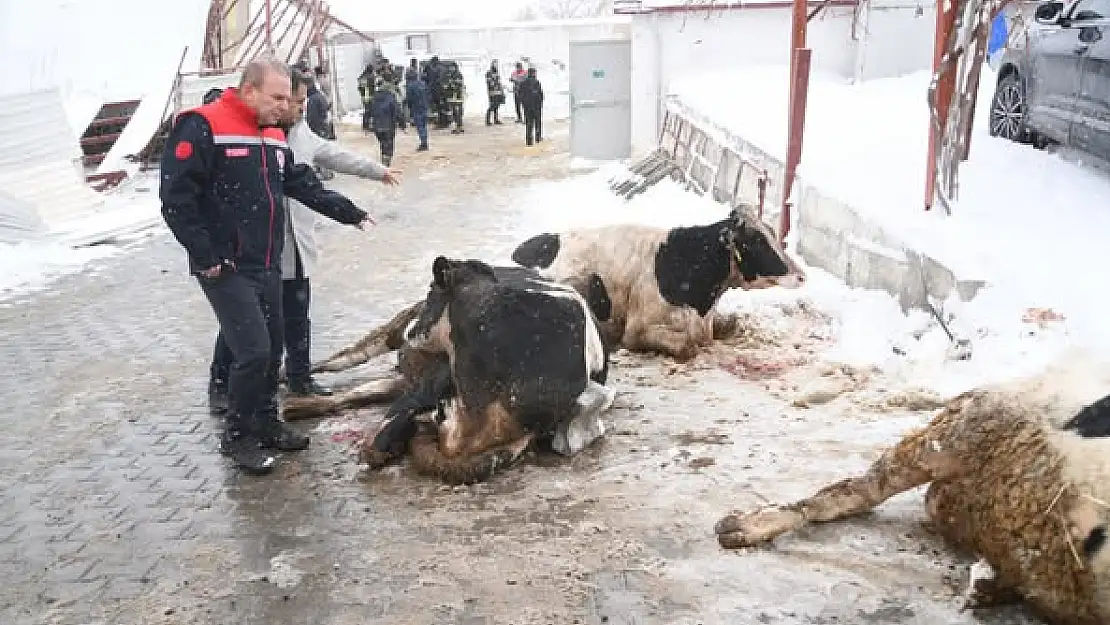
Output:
top-left (209, 70), bottom-right (402, 414)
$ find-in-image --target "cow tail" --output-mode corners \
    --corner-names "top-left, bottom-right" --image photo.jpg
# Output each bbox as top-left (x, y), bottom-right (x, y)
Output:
top-left (311, 300), bottom-right (425, 373)
top-left (409, 431), bottom-right (529, 485)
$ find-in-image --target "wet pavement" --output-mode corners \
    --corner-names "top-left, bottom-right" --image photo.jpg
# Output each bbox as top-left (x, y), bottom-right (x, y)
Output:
top-left (0, 119), bottom-right (1044, 624)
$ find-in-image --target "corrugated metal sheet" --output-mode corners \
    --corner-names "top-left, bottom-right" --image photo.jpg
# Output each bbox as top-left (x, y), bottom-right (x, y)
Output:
top-left (0, 88), bottom-right (105, 241)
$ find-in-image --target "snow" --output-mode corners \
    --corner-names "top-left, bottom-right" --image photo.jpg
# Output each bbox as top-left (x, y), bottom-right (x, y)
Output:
top-left (0, 172), bottom-right (163, 303)
top-left (507, 162), bottom-right (1083, 398)
top-left (668, 63), bottom-right (1110, 377)
top-left (2, 0), bottom-right (210, 135)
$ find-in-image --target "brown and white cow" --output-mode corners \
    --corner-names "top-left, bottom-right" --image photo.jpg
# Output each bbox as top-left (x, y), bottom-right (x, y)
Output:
top-left (285, 257), bottom-right (616, 485)
top-left (714, 355), bottom-right (1110, 625)
top-left (510, 205), bottom-right (804, 361)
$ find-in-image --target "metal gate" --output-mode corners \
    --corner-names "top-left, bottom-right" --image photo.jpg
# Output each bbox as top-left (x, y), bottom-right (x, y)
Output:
top-left (569, 39), bottom-right (632, 161)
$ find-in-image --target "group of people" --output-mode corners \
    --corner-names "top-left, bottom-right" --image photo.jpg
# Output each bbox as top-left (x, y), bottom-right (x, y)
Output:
top-left (485, 60), bottom-right (546, 146)
top-left (162, 57), bottom-right (401, 475)
top-left (357, 55), bottom-right (549, 164)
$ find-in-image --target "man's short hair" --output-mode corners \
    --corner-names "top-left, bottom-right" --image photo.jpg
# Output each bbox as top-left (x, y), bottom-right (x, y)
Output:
top-left (290, 69), bottom-right (313, 94)
top-left (239, 55), bottom-right (291, 89)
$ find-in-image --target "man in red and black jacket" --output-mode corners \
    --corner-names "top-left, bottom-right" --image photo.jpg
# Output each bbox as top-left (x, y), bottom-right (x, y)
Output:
top-left (160, 57), bottom-right (372, 475)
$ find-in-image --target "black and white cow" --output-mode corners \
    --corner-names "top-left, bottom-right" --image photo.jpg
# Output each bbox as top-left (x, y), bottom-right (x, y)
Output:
top-left (510, 206), bottom-right (804, 361)
top-left (285, 257), bottom-right (615, 485)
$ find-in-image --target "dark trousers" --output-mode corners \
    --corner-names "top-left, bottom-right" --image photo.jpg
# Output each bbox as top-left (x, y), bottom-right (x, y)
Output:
top-left (513, 93), bottom-right (522, 121)
top-left (412, 112), bottom-right (428, 147)
top-left (524, 108), bottom-right (542, 145)
top-left (201, 269), bottom-right (283, 423)
top-left (374, 129), bottom-right (396, 164)
top-left (361, 105), bottom-right (372, 132)
top-left (486, 97), bottom-right (502, 124)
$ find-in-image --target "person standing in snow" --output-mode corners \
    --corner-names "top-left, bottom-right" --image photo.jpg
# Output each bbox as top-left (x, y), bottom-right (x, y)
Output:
top-left (485, 60), bottom-right (505, 126)
top-left (510, 62), bottom-right (527, 124)
top-left (208, 68), bottom-right (401, 405)
top-left (443, 61), bottom-right (466, 134)
top-left (519, 66), bottom-right (544, 146)
top-left (406, 68), bottom-right (430, 152)
top-left (369, 76), bottom-right (403, 166)
top-left (160, 56), bottom-right (373, 475)
top-left (304, 76), bottom-right (335, 179)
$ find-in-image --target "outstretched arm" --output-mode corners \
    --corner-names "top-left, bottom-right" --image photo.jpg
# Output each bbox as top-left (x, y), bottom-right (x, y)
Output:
top-left (159, 113), bottom-right (219, 272)
top-left (283, 157), bottom-right (370, 226)
top-left (295, 123), bottom-right (401, 185)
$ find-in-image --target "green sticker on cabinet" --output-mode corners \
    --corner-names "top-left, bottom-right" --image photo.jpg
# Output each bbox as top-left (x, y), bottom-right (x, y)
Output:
top-left (592, 69), bottom-right (605, 78)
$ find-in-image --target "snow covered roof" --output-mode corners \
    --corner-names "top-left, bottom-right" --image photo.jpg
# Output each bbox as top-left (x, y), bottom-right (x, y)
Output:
top-left (2, 0), bottom-right (210, 135)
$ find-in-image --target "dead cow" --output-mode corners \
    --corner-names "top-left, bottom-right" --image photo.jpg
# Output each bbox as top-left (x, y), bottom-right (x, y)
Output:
top-left (713, 356), bottom-right (1110, 625)
top-left (510, 206), bottom-right (803, 361)
top-left (288, 257), bottom-right (615, 485)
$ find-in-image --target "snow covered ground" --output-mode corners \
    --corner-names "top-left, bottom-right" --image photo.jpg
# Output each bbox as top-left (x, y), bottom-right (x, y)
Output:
top-left (0, 173), bottom-right (163, 303)
top-left (669, 64), bottom-right (1110, 378)
top-left (509, 163), bottom-right (1083, 399)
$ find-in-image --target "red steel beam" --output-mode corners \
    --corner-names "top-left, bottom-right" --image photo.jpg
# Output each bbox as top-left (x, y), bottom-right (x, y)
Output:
top-left (782, 47), bottom-right (812, 245)
top-left (924, 0), bottom-right (959, 210)
top-left (641, 0), bottom-right (856, 12)
top-left (780, 0), bottom-right (810, 244)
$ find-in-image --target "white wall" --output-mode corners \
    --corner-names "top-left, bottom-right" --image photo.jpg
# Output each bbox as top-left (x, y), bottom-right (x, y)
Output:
top-left (630, 7), bottom-right (858, 150)
top-left (630, 2), bottom-right (938, 150)
top-left (856, 1), bottom-right (938, 82)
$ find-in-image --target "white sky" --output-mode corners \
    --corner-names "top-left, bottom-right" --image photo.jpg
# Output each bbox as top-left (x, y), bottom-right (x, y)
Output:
top-left (326, 0), bottom-right (536, 29)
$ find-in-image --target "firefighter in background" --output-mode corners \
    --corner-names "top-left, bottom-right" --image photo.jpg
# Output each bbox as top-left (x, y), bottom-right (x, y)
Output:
top-left (443, 60), bottom-right (466, 134)
top-left (357, 62), bottom-right (376, 133)
top-left (485, 60), bottom-right (505, 126)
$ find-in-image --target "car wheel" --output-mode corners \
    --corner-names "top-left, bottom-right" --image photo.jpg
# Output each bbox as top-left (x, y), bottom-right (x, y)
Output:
top-left (989, 73), bottom-right (1027, 142)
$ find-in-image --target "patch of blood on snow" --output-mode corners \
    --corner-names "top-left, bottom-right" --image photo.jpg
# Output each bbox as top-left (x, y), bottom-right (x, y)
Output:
top-left (330, 429), bottom-right (364, 444)
top-left (718, 352), bottom-right (806, 380)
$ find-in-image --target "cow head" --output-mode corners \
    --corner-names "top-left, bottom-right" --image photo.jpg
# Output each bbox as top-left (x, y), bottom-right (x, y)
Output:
top-left (407, 256), bottom-right (500, 351)
top-left (720, 205), bottom-right (804, 290)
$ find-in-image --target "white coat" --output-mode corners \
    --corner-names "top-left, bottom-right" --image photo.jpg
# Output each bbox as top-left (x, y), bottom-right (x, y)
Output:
top-left (282, 120), bottom-right (388, 279)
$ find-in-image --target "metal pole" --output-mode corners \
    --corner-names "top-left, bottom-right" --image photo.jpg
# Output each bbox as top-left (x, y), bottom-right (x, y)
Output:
top-left (781, 47), bottom-right (811, 244)
top-left (265, 0), bottom-right (273, 51)
top-left (780, 0), bottom-right (810, 245)
top-left (924, 0), bottom-right (959, 210)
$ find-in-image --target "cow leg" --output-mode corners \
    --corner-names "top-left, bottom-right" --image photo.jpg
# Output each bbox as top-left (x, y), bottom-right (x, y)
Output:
top-left (282, 376), bottom-right (407, 420)
top-left (711, 311), bottom-right (743, 340)
top-left (714, 424), bottom-right (966, 549)
top-left (361, 358), bottom-right (455, 470)
top-left (626, 314), bottom-right (708, 361)
top-left (552, 381), bottom-right (615, 456)
top-left (310, 301), bottom-right (424, 374)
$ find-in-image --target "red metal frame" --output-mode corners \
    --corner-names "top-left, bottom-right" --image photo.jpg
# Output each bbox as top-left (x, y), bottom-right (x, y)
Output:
top-left (780, 0), bottom-right (813, 245)
top-left (924, 0), bottom-right (959, 210)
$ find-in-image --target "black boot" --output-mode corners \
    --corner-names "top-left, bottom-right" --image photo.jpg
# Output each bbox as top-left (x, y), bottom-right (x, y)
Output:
top-left (256, 399), bottom-right (310, 452)
top-left (208, 377), bottom-right (229, 416)
top-left (220, 416), bottom-right (276, 475)
top-left (287, 376), bottom-right (333, 397)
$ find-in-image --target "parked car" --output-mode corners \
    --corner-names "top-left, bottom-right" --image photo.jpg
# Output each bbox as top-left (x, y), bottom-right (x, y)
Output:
top-left (989, 0), bottom-right (1110, 159)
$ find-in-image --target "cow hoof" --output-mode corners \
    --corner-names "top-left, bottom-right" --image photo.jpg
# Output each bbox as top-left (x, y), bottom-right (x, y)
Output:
top-left (358, 445), bottom-right (396, 470)
top-left (714, 506), bottom-right (801, 549)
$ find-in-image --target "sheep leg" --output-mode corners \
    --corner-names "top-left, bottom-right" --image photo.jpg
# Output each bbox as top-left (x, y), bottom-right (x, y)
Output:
top-left (714, 426), bottom-right (966, 549)
top-left (311, 301), bottom-right (424, 374)
top-left (282, 376), bottom-right (407, 420)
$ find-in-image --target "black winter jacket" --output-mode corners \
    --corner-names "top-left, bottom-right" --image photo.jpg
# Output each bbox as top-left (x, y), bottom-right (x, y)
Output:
top-left (159, 88), bottom-right (367, 275)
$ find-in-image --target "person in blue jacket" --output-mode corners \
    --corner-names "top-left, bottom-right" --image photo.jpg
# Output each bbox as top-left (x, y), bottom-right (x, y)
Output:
top-left (405, 68), bottom-right (430, 152)
top-left (369, 77), bottom-right (403, 166)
